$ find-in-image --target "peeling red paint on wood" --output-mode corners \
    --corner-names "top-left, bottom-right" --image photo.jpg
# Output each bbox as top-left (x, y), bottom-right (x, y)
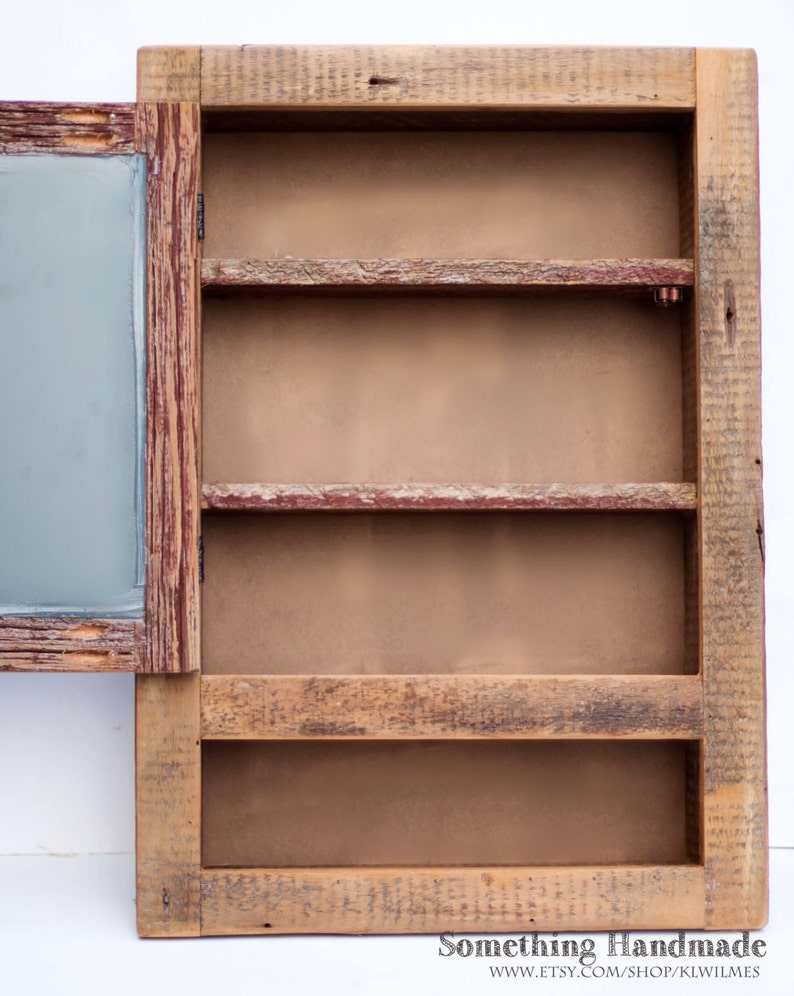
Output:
top-left (137, 102), bottom-right (200, 673)
top-left (202, 257), bottom-right (694, 296)
top-left (201, 482), bottom-right (697, 513)
top-left (0, 617), bottom-right (142, 671)
top-left (0, 102), bottom-right (135, 154)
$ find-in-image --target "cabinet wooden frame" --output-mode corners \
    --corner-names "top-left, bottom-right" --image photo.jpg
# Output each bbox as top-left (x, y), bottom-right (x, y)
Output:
top-left (127, 45), bottom-right (765, 935)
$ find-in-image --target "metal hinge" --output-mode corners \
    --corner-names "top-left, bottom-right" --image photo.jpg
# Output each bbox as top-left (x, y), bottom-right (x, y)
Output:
top-left (198, 535), bottom-right (205, 583)
top-left (197, 193), bottom-right (205, 241)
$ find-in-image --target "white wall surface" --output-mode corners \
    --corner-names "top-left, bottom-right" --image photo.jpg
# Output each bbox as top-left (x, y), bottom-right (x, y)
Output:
top-left (0, 2), bottom-right (791, 989)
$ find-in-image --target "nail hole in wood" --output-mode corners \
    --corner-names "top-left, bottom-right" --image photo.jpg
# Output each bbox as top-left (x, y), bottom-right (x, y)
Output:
top-left (724, 280), bottom-right (737, 346)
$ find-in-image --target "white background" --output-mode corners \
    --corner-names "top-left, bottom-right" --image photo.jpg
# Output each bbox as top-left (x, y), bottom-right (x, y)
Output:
top-left (1, 1), bottom-right (792, 993)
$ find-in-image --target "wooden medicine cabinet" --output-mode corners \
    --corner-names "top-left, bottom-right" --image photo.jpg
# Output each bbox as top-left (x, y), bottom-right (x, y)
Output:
top-left (0, 45), bottom-right (766, 936)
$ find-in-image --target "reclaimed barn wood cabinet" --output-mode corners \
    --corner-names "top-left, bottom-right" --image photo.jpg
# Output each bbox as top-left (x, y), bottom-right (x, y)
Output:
top-left (0, 46), bottom-right (767, 935)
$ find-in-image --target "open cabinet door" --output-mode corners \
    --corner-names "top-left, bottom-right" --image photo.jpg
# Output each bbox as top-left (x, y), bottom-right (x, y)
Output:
top-left (0, 101), bottom-right (198, 674)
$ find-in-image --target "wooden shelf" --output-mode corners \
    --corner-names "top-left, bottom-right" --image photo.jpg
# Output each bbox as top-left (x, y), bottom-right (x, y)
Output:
top-left (201, 674), bottom-right (703, 740)
top-left (201, 482), bottom-right (697, 513)
top-left (201, 258), bottom-right (694, 296)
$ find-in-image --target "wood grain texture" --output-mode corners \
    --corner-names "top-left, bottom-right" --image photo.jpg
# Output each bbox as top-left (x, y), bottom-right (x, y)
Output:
top-left (199, 47), bottom-right (695, 110)
top-left (695, 49), bottom-right (767, 928)
top-left (200, 865), bottom-right (705, 935)
top-left (201, 482), bottom-right (696, 513)
top-left (201, 258), bottom-right (694, 295)
top-left (137, 48), bottom-right (201, 102)
top-left (200, 674), bottom-right (703, 740)
top-left (0, 102), bottom-right (135, 154)
top-left (0, 617), bottom-right (141, 672)
top-left (137, 103), bottom-right (201, 673)
top-left (136, 674), bottom-right (201, 937)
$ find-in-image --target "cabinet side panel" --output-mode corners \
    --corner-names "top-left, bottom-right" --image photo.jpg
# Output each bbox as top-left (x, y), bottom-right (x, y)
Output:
top-left (136, 103), bottom-right (201, 673)
top-left (136, 674), bottom-right (201, 936)
top-left (696, 49), bottom-right (767, 928)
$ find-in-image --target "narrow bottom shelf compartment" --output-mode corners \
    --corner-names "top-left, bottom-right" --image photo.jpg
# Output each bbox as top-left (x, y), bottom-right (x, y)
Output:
top-left (202, 740), bottom-right (690, 868)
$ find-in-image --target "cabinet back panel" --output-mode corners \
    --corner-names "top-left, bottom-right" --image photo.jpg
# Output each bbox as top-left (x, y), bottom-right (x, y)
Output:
top-left (202, 131), bottom-right (680, 259)
top-left (201, 513), bottom-right (685, 676)
top-left (202, 740), bottom-right (688, 867)
top-left (203, 297), bottom-right (683, 485)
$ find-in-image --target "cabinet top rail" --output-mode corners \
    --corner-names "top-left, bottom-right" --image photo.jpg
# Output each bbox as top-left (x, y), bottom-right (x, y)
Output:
top-left (138, 46), bottom-right (699, 110)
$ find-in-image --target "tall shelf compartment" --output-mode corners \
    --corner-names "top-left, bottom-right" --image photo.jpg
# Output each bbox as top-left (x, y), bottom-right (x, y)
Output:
top-left (135, 46), bottom-right (766, 936)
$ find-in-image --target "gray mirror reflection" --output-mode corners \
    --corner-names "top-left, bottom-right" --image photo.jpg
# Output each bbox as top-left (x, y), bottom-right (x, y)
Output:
top-left (0, 154), bottom-right (145, 616)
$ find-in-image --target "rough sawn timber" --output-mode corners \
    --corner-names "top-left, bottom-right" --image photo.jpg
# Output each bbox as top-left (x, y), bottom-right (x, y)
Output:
top-left (136, 674), bottom-right (201, 936)
top-left (137, 47), bottom-right (201, 102)
top-left (200, 674), bottom-right (703, 740)
top-left (200, 865), bottom-right (705, 935)
top-left (695, 49), bottom-right (767, 929)
top-left (198, 46), bottom-right (695, 110)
